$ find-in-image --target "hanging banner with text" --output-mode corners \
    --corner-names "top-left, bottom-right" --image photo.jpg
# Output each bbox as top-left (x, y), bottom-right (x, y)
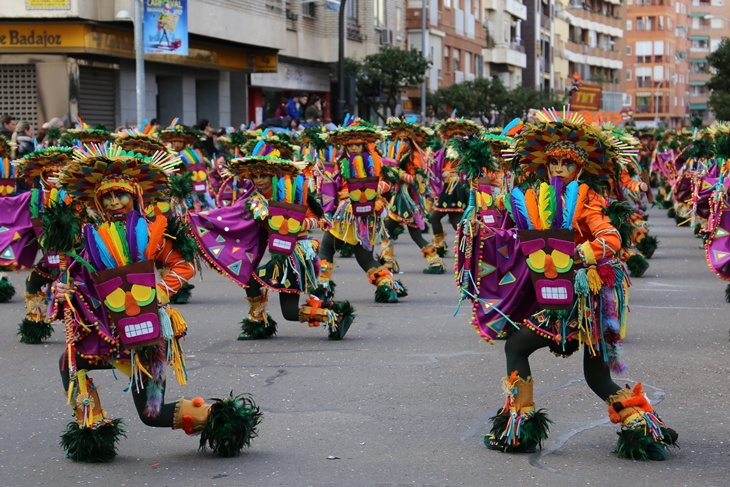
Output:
top-left (143, 0), bottom-right (188, 56)
top-left (570, 84), bottom-right (602, 111)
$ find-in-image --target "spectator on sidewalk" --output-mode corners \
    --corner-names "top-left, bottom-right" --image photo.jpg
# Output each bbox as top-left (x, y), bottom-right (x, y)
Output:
top-left (287, 92), bottom-right (309, 119)
top-left (1, 115), bottom-right (16, 140)
top-left (274, 97), bottom-right (289, 119)
top-left (12, 121), bottom-right (35, 159)
top-left (304, 95), bottom-right (324, 125)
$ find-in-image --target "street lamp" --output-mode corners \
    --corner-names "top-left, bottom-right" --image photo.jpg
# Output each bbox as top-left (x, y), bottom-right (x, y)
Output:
top-left (116, 0), bottom-right (145, 128)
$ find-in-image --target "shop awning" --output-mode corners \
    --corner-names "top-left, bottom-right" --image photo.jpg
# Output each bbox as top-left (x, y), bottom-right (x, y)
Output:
top-left (690, 58), bottom-right (708, 63)
top-left (690, 35), bottom-right (710, 41)
top-left (689, 103), bottom-right (708, 110)
top-left (689, 81), bottom-right (707, 85)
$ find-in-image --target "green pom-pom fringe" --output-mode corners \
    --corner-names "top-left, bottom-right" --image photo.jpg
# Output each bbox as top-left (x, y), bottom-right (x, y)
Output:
top-left (338, 243), bottom-right (355, 258)
top-left (169, 172), bottom-right (194, 200)
top-left (42, 201), bottom-right (83, 253)
top-left (423, 264), bottom-right (445, 274)
top-left (605, 201), bottom-right (635, 250)
top-left (167, 216), bottom-right (199, 263)
top-left (60, 419), bottom-right (126, 463)
top-left (328, 301), bottom-right (356, 340)
top-left (374, 284), bottom-right (399, 303)
top-left (309, 280), bottom-right (336, 300)
top-left (487, 409), bottom-right (552, 453)
top-left (667, 208), bottom-right (676, 219)
top-left (169, 283), bottom-right (194, 304)
top-left (238, 316), bottom-right (277, 340)
top-left (627, 254), bottom-right (650, 278)
top-left (199, 392), bottom-right (263, 457)
top-left (0, 277), bottom-right (15, 302)
top-left (637, 235), bottom-right (658, 259)
top-left (614, 426), bottom-right (678, 461)
top-left (17, 318), bottom-right (53, 344)
top-left (391, 224), bottom-right (405, 241)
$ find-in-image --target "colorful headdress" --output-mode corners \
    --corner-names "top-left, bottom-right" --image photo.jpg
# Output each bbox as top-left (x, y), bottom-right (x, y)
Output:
top-left (60, 143), bottom-right (179, 214)
top-left (325, 116), bottom-right (388, 148)
top-left (226, 140), bottom-right (302, 181)
top-left (241, 131), bottom-right (299, 159)
top-left (599, 123), bottom-right (642, 175)
top-left (158, 118), bottom-right (200, 146)
top-left (506, 178), bottom-right (588, 231)
top-left (385, 116), bottom-right (434, 147)
top-left (435, 117), bottom-right (483, 140)
top-left (15, 147), bottom-right (74, 187)
top-left (114, 130), bottom-right (172, 157)
top-left (483, 118), bottom-right (522, 152)
top-left (505, 107), bottom-right (617, 181)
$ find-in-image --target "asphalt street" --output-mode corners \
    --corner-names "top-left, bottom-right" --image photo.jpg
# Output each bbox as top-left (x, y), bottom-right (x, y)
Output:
top-left (1, 205), bottom-right (729, 487)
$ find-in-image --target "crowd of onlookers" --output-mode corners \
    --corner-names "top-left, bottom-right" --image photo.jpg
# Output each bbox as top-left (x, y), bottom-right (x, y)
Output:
top-left (267, 92), bottom-right (333, 132)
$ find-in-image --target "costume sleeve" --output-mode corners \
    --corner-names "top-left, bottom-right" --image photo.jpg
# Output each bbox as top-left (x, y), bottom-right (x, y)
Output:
top-left (155, 239), bottom-right (196, 303)
top-left (577, 199), bottom-right (622, 265)
top-left (620, 169), bottom-right (641, 193)
top-left (301, 208), bottom-right (320, 231)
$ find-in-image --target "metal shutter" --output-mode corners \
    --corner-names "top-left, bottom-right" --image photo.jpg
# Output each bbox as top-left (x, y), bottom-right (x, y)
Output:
top-left (78, 66), bottom-right (116, 130)
top-left (0, 64), bottom-right (37, 125)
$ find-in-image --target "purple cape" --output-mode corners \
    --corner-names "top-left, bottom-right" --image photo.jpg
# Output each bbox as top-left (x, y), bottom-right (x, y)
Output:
top-left (0, 191), bottom-right (40, 269)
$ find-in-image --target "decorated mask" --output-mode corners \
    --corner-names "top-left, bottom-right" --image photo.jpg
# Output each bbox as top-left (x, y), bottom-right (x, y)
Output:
top-left (0, 178), bottom-right (16, 197)
top-left (266, 201), bottom-right (308, 255)
top-left (476, 179), bottom-right (502, 227)
top-left (45, 251), bottom-right (60, 269)
top-left (190, 165), bottom-right (208, 194)
top-left (93, 260), bottom-right (160, 350)
top-left (518, 229), bottom-right (575, 310)
top-left (346, 177), bottom-right (379, 216)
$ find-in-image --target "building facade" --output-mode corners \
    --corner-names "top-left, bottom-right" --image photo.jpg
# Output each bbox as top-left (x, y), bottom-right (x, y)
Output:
top-left (625, 0), bottom-right (691, 127)
top-left (686, 0), bottom-right (729, 124)
top-left (0, 0), bottom-right (288, 130)
top-left (482, 0), bottom-right (528, 88)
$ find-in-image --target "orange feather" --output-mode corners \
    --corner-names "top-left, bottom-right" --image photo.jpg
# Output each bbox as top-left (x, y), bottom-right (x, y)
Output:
top-left (145, 215), bottom-right (168, 260)
top-left (571, 184), bottom-right (590, 229)
top-left (97, 225), bottom-right (123, 267)
top-left (523, 188), bottom-right (542, 230)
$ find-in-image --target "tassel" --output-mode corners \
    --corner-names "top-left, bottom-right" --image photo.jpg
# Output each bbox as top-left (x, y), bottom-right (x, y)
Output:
top-left (574, 268), bottom-right (589, 295)
top-left (587, 265), bottom-right (602, 294)
top-left (597, 263), bottom-right (616, 288)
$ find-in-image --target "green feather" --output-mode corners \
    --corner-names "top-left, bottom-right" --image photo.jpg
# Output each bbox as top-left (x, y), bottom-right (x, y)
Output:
top-left (0, 276), bottom-right (15, 303)
top-left (17, 318), bottom-right (53, 344)
top-left (199, 392), bottom-right (263, 457)
top-left (42, 202), bottom-right (82, 253)
top-left (60, 419), bottom-right (126, 463)
top-left (450, 135), bottom-right (499, 180)
top-left (169, 172), bottom-right (194, 201)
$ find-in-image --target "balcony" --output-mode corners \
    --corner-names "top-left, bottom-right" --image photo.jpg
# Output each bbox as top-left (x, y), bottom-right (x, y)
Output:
top-left (541, 13), bottom-right (551, 30)
top-left (565, 7), bottom-right (622, 31)
top-left (488, 44), bottom-right (528, 68)
top-left (505, 0), bottom-right (528, 20)
top-left (565, 40), bottom-right (623, 67)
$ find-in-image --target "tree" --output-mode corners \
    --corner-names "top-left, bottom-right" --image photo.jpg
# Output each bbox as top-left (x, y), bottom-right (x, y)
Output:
top-left (708, 38), bottom-right (730, 120)
top-left (347, 46), bottom-right (431, 122)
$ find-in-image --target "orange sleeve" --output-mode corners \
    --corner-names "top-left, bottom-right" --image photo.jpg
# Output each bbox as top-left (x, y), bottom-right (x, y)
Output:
top-left (155, 239), bottom-right (196, 299)
top-left (576, 193), bottom-right (621, 264)
top-left (620, 169), bottom-right (641, 193)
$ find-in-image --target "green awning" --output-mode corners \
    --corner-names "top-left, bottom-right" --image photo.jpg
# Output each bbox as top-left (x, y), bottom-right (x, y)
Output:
top-left (689, 103), bottom-right (708, 110)
top-left (689, 81), bottom-right (707, 85)
top-left (690, 35), bottom-right (710, 41)
top-left (690, 58), bottom-right (708, 63)
top-left (690, 13), bottom-right (709, 17)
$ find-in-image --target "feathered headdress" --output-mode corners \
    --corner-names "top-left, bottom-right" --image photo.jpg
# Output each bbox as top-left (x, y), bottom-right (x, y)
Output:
top-left (226, 139), bottom-right (302, 181)
top-left (504, 107), bottom-right (617, 181)
top-left (434, 117), bottom-right (483, 140)
top-left (157, 118), bottom-right (200, 146)
top-left (15, 147), bottom-right (74, 187)
top-left (114, 129), bottom-right (173, 157)
top-left (505, 178), bottom-right (588, 231)
top-left (325, 116), bottom-right (389, 148)
top-left (386, 116), bottom-right (434, 147)
top-left (60, 143), bottom-right (179, 215)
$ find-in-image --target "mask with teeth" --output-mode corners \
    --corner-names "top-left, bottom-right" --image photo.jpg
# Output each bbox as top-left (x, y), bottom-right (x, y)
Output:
top-left (0, 178), bottom-right (16, 197)
top-left (45, 251), bottom-right (61, 269)
top-left (93, 260), bottom-right (161, 349)
top-left (190, 166), bottom-right (208, 194)
top-left (265, 201), bottom-right (308, 255)
top-left (346, 177), bottom-right (379, 216)
top-left (518, 229), bottom-right (575, 310)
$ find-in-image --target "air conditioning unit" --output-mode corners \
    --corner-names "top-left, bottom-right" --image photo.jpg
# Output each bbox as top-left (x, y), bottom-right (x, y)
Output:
top-left (379, 29), bottom-right (393, 45)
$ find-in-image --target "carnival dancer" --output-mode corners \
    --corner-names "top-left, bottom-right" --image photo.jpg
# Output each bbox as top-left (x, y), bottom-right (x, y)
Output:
top-left (14, 147), bottom-right (75, 343)
top-left (378, 117), bottom-right (445, 274)
top-left (312, 117), bottom-right (407, 303)
top-left (48, 144), bottom-right (261, 462)
top-left (456, 108), bottom-right (677, 460)
top-left (428, 117), bottom-right (483, 257)
top-left (187, 136), bottom-right (355, 340)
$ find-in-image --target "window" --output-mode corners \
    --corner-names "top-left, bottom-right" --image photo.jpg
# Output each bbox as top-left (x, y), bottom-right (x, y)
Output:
top-left (627, 20), bottom-right (632, 31)
top-left (453, 48), bottom-right (460, 72)
top-left (396, 7), bottom-right (402, 39)
top-left (658, 16), bottom-right (664, 30)
top-left (627, 44), bottom-right (632, 56)
top-left (302, 0), bottom-right (315, 17)
top-left (444, 0), bottom-right (451, 7)
top-left (345, 0), bottom-right (358, 23)
top-left (465, 52), bottom-right (471, 74)
top-left (444, 46), bottom-right (450, 71)
top-left (627, 69), bottom-right (632, 81)
top-left (374, 0), bottom-right (386, 28)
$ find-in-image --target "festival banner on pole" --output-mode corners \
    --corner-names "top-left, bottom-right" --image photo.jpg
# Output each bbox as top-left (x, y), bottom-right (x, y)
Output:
top-left (143, 0), bottom-right (188, 56)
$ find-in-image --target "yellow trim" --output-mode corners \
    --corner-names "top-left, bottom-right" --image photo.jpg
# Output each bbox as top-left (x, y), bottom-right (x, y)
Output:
top-left (581, 241), bottom-right (597, 265)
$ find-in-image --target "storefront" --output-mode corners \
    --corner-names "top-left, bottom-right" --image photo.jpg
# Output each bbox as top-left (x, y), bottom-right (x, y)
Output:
top-left (249, 60), bottom-right (331, 125)
top-left (0, 22), bottom-right (278, 130)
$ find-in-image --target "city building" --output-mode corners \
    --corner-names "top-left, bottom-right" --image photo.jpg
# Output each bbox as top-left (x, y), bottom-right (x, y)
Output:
top-left (521, 0), bottom-right (555, 91)
top-left (561, 0), bottom-right (627, 112)
top-left (252, 0), bottom-right (406, 124)
top-left (686, 0), bottom-right (729, 125)
top-left (0, 0), bottom-right (287, 129)
top-left (482, 0), bottom-right (528, 88)
top-left (624, 0), bottom-right (690, 128)
top-left (404, 0), bottom-right (487, 110)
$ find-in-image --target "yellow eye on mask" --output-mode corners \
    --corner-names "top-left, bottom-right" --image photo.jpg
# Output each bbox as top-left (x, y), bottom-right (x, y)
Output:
top-left (131, 284), bottom-right (156, 306)
top-left (104, 288), bottom-right (126, 312)
top-left (268, 214), bottom-right (285, 230)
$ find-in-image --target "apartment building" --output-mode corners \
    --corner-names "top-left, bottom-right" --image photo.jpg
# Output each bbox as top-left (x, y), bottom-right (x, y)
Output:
top-left (252, 0), bottom-right (405, 123)
top-left (521, 0), bottom-right (555, 90)
top-left (685, 0), bottom-right (729, 124)
top-left (558, 0), bottom-right (626, 111)
top-left (404, 0), bottom-right (486, 105)
top-left (624, 0), bottom-right (691, 127)
top-left (0, 0), bottom-right (290, 129)
top-left (482, 0), bottom-right (528, 88)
